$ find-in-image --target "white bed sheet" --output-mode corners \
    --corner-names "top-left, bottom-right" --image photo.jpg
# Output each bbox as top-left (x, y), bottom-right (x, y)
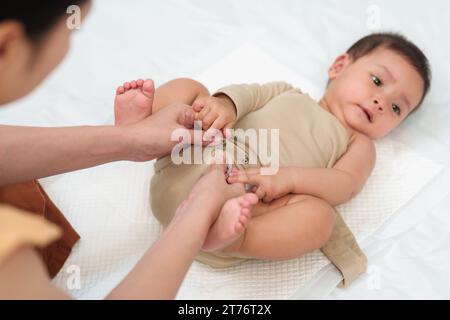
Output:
top-left (1, 0), bottom-right (449, 299)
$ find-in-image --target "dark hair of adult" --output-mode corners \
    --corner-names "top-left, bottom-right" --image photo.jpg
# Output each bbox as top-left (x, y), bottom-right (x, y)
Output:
top-left (0, 0), bottom-right (88, 44)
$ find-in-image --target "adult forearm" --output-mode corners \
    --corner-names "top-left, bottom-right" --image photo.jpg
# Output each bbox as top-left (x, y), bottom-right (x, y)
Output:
top-left (107, 212), bottom-right (210, 300)
top-left (0, 125), bottom-right (131, 186)
top-left (289, 167), bottom-right (356, 206)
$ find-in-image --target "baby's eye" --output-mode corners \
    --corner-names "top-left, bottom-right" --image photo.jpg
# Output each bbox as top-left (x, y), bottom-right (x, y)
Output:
top-left (392, 104), bottom-right (401, 116)
top-left (372, 75), bottom-right (382, 86)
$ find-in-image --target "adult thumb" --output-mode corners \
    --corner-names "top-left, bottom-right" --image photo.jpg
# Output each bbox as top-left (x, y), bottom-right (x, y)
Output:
top-left (177, 106), bottom-right (196, 129)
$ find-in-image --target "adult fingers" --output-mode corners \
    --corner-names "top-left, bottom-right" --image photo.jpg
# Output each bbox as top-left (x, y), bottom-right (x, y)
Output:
top-left (176, 105), bottom-right (197, 129)
top-left (208, 162), bottom-right (228, 175)
top-left (227, 170), bottom-right (261, 185)
top-left (230, 167), bottom-right (261, 177)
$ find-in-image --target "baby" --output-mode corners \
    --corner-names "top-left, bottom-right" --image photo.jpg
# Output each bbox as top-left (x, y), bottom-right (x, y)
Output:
top-left (114, 32), bottom-right (431, 267)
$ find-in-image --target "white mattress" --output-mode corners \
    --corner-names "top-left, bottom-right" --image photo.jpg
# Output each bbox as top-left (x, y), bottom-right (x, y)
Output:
top-left (1, 0), bottom-right (449, 299)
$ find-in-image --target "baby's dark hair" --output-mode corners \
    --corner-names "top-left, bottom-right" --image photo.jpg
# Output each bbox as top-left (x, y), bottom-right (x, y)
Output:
top-left (0, 0), bottom-right (88, 44)
top-left (346, 32), bottom-right (431, 110)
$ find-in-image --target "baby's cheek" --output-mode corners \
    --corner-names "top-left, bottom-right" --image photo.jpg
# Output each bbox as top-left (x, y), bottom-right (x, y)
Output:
top-left (349, 81), bottom-right (369, 99)
top-left (373, 123), bottom-right (393, 139)
top-left (337, 78), bottom-right (360, 100)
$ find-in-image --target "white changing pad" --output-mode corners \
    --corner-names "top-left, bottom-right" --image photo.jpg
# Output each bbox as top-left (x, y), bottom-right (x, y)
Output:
top-left (40, 44), bottom-right (447, 299)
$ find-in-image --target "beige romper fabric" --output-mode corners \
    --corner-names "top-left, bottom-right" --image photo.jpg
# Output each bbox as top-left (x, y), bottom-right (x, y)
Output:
top-left (151, 82), bottom-right (367, 287)
top-left (0, 205), bottom-right (62, 266)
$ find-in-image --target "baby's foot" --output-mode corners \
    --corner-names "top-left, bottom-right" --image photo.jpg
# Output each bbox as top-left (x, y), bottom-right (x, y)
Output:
top-left (114, 79), bottom-right (155, 125)
top-left (202, 193), bottom-right (258, 252)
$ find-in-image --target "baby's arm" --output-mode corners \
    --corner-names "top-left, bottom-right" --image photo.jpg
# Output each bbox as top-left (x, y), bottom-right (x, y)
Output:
top-left (288, 134), bottom-right (376, 206)
top-left (193, 82), bottom-right (294, 133)
top-left (213, 82), bottom-right (294, 121)
top-left (228, 134), bottom-right (375, 206)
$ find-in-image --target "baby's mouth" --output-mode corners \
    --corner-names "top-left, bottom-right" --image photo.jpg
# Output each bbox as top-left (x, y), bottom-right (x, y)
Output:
top-left (358, 105), bottom-right (373, 123)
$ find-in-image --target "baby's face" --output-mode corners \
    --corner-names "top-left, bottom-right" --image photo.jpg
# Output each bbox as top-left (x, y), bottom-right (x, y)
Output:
top-left (324, 47), bottom-right (424, 139)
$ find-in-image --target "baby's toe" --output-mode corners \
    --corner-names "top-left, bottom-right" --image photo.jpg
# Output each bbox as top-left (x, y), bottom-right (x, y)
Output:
top-left (244, 193), bottom-right (259, 205)
top-left (234, 221), bottom-right (244, 233)
top-left (241, 208), bottom-right (250, 217)
top-left (116, 86), bottom-right (125, 95)
top-left (240, 194), bottom-right (258, 208)
top-left (239, 197), bottom-right (249, 208)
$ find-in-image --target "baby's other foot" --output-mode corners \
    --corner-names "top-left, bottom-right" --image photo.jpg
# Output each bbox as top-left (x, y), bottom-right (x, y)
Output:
top-left (202, 193), bottom-right (258, 252)
top-left (114, 79), bottom-right (155, 125)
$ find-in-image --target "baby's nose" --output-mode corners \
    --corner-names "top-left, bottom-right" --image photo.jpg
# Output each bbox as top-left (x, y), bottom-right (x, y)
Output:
top-left (373, 99), bottom-right (384, 112)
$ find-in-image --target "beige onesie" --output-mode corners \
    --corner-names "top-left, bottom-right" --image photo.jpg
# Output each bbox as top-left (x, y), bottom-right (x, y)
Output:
top-left (150, 82), bottom-right (367, 287)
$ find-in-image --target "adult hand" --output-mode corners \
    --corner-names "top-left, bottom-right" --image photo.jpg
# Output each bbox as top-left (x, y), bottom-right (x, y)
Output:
top-left (122, 102), bottom-right (204, 161)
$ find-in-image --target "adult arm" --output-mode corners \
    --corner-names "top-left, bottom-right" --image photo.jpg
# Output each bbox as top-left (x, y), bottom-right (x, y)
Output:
top-left (0, 164), bottom-right (234, 300)
top-left (0, 208), bottom-right (210, 300)
top-left (106, 164), bottom-right (235, 299)
top-left (0, 246), bottom-right (70, 300)
top-left (106, 204), bottom-right (212, 299)
top-left (0, 103), bottom-right (197, 186)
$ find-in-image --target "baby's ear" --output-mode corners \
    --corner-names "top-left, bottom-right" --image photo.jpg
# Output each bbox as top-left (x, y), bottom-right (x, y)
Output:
top-left (328, 53), bottom-right (350, 80)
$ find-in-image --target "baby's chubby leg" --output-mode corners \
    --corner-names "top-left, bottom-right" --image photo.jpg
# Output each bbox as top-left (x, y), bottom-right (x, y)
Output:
top-left (222, 194), bottom-right (336, 260)
top-left (150, 78), bottom-right (210, 114)
top-left (115, 78), bottom-right (209, 125)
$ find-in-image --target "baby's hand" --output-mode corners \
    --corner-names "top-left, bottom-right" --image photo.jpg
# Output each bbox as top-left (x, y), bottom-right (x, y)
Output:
top-left (227, 167), bottom-right (293, 203)
top-left (192, 94), bottom-right (237, 137)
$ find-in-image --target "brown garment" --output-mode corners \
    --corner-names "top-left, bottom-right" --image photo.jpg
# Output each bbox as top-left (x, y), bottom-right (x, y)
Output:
top-left (322, 212), bottom-right (367, 288)
top-left (0, 181), bottom-right (80, 278)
